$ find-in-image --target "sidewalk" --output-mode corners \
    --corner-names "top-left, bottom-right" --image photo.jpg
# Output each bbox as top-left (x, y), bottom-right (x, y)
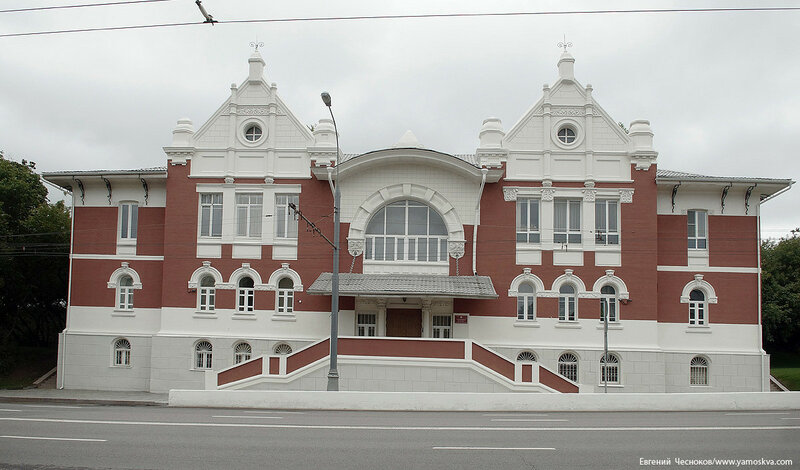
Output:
top-left (0, 388), bottom-right (168, 406)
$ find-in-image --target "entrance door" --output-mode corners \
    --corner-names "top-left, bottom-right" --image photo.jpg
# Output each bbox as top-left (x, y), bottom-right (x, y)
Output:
top-left (386, 309), bottom-right (422, 337)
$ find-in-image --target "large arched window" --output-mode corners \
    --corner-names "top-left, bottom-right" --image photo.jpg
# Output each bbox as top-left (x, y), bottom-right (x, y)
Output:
top-left (237, 276), bottom-right (255, 312)
top-left (558, 352), bottom-right (578, 382)
top-left (277, 278), bottom-right (294, 315)
top-left (517, 282), bottom-right (536, 320)
top-left (688, 289), bottom-right (706, 325)
top-left (600, 285), bottom-right (617, 322)
top-left (558, 284), bottom-right (577, 321)
top-left (198, 275), bottom-right (216, 312)
top-left (364, 200), bottom-right (448, 263)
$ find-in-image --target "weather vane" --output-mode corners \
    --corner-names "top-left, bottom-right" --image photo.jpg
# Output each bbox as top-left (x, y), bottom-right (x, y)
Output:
top-left (250, 39), bottom-right (264, 52)
top-left (557, 35), bottom-right (573, 53)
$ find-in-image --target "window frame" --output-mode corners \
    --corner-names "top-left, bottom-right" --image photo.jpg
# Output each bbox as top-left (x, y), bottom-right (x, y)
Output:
top-left (364, 200), bottom-right (449, 264)
top-left (688, 289), bottom-right (707, 326)
top-left (356, 313), bottom-right (377, 337)
top-left (690, 356), bottom-right (709, 386)
top-left (600, 285), bottom-right (618, 323)
top-left (199, 193), bottom-right (223, 238)
top-left (118, 202), bottom-right (138, 240)
top-left (276, 277), bottom-right (294, 315)
top-left (197, 275), bottom-right (216, 312)
top-left (687, 209), bottom-right (708, 250)
top-left (516, 282), bottom-right (536, 321)
top-left (233, 342), bottom-right (252, 364)
top-left (554, 199), bottom-right (582, 244)
top-left (516, 198), bottom-right (541, 244)
top-left (117, 275), bottom-right (134, 311)
top-left (600, 353), bottom-right (621, 385)
top-left (594, 199), bottom-right (620, 246)
top-left (558, 352), bottom-right (579, 382)
top-left (516, 351), bottom-right (537, 362)
top-left (432, 314), bottom-right (452, 338)
top-left (235, 193), bottom-right (263, 238)
top-left (558, 284), bottom-right (578, 322)
top-left (237, 276), bottom-right (255, 313)
top-left (275, 194), bottom-right (299, 239)
top-left (113, 338), bottom-right (131, 367)
top-left (244, 124), bottom-right (263, 142)
top-left (194, 341), bottom-right (213, 370)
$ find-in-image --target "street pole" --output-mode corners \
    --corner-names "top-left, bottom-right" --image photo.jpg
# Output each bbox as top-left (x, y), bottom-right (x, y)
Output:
top-left (322, 92), bottom-right (340, 391)
top-left (603, 299), bottom-right (609, 394)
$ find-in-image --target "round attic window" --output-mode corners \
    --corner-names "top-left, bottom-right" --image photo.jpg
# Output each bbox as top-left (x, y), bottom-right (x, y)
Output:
top-left (557, 126), bottom-right (577, 144)
top-left (244, 124), bottom-right (263, 142)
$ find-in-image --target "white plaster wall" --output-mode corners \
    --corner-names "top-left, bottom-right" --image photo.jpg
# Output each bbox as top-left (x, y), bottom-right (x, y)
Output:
top-left (338, 162), bottom-right (479, 225)
top-left (194, 115), bottom-right (230, 148)
top-left (66, 306), bottom-right (161, 335)
top-left (592, 116), bottom-right (627, 151)
top-left (505, 117), bottom-right (544, 149)
top-left (72, 179), bottom-right (166, 208)
top-left (158, 307), bottom-right (332, 340)
top-left (60, 333), bottom-right (152, 391)
top-left (664, 352), bottom-right (766, 393)
top-left (657, 323), bottom-right (761, 353)
top-left (657, 187), bottom-right (755, 217)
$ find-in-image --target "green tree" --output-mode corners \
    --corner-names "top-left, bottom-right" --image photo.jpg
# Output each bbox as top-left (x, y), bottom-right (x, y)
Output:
top-left (761, 230), bottom-right (800, 352)
top-left (0, 151), bottom-right (71, 371)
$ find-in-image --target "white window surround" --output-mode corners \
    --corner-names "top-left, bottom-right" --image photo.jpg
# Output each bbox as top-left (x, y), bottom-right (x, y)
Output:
top-left (690, 355), bottom-right (710, 386)
top-left (194, 340), bottom-right (213, 370)
top-left (679, 274), bottom-right (718, 304)
top-left (214, 263), bottom-right (267, 291)
top-left (600, 352), bottom-right (621, 385)
top-left (107, 263), bottom-right (142, 313)
top-left (516, 350), bottom-right (538, 362)
top-left (265, 263), bottom-right (303, 291)
top-left (237, 117), bottom-right (268, 147)
top-left (117, 201), bottom-right (138, 244)
top-left (112, 338), bottom-right (131, 367)
top-left (233, 341), bottom-right (252, 364)
top-left (558, 352), bottom-right (580, 383)
top-left (508, 268), bottom-right (545, 325)
top-left (590, 270), bottom-right (630, 300)
top-left (551, 118), bottom-right (585, 150)
top-left (346, 183), bottom-right (466, 260)
top-left (188, 262), bottom-right (224, 314)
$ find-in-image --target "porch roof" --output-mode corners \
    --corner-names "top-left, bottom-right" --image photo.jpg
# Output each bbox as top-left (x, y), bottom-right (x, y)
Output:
top-left (307, 273), bottom-right (498, 299)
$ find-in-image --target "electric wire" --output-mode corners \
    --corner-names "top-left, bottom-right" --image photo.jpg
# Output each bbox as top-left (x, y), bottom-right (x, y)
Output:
top-left (0, 0), bottom-right (175, 14)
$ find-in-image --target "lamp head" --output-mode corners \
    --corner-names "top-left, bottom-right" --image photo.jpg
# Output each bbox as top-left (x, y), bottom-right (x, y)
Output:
top-left (321, 92), bottom-right (332, 107)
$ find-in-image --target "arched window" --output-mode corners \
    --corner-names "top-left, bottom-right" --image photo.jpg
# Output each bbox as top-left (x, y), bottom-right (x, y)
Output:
top-left (118, 275), bottom-right (134, 311)
top-left (195, 341), bottom-right (213, 369)
top-left (689, 289), bottom-right (706, 325)
top-left (600, 353), bottom-right (620, 385)
top-left (516, 351), bottom-right (537, 362)
top-left (274, 343), bottom-right (293, 355)
top-left (234, 342), bottom-right (252, 364)
top-left (277, 278), bottom-right (294, 315)
top-left (517, 282), bottom-right (536, 321)
top-left (237, 276), bottom-right (255, 312)
top-left (600, 285), bottom-right (618, 323)
top-left (113, 338), bottom-right (131, 366)
top-left (558, 353), bottom-right (578, 382)
top-left (198, 275), bottom-right (216, 312)
top-left (364, 200), bottom-right (448, 263)
top-left (558, 284), bottom-right (577, 321)
top-left (690, 356), bottom-right (709, 386)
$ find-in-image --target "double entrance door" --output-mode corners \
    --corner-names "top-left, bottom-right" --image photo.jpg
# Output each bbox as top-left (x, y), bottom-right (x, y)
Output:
top-left (385, 308), bottom-right (422, 337)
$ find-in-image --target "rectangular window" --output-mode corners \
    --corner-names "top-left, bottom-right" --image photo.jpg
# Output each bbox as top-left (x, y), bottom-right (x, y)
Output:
top-left (432, 315), bottom-right (452, 338)
top-left (554, 199), bottom-right (582, 244)
top-left (236, 193), bottom-right (263, 237)
top-left (516, 198), bottom-right (541, 244)
top-left (119, 203), bottom-right (138, 239)
top-left (687, 210), bottom-right (708, 249)
top-left (595, 200), bottom-right (619, 245)
top-left (276, 194), bottom-right (299, 239)
top-left (199, 194), bottom-right (223, 238)
top-left (357, 313), bottom-right (377, 337)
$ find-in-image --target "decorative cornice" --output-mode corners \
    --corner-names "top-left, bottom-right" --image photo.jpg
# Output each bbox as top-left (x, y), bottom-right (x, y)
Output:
top-left (238, 105), bottom-right (270, 116)
top-left (502, 187), bottom-right (518, 202)
top-left (620, 188), bottom-right (634, 204)
top-left (552, 107), bottom-right (584, 117)
top-left (448, 241), bottom-right (465, 259)
top-left (348, 238), bottom-right (365, 257)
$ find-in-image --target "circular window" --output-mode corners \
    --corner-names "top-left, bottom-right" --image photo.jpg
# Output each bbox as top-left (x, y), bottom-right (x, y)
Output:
top-left (244, 124), bottom-right (263, 142)
top-left (557, 126), bottom-right (577, 144)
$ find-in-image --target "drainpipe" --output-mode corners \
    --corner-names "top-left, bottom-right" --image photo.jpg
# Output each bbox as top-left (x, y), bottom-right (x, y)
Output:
top-left (60, 179), bottom-right (76, 389)
top-left (472, 168), bottom-right (488, 275)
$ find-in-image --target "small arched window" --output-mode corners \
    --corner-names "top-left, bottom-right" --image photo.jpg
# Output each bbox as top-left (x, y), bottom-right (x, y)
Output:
top-left (195, 341), bottom-right (213, 369)
top-left (237, 276), bottom-right (255, 312)
top-left (113, 338), bottom-right (131, 366)
top-left (517, 282), bottom-right (536, 321)
top-left (558, 284), bottom-right (577, 321)
top-left (274, 343), bottom-right (293, 355)
top-left (198, 275), bottom-right (216, 312)
top-left (234, 342), bottom-right (252, 364)
top-left (558, 353), bottom-right (578, 382)
top-left (117, 275), bottom-right (134, 311)
top-left (690, 356), bottom-right (709, 386)
top-left (689, 289), bottom-right (706, 325)
top-left (277, 278), bottom-right (294, 315)
top-left (600, 285), bottom-right (618, 323)
top-left (600, 353), bottom-right (620, 385)
top-left (516, 351), bottom-right (537, 362)
top-left (364, 200), bottom-right (448, 263)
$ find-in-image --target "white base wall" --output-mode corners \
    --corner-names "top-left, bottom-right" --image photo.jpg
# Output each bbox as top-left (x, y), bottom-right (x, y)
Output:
top-left (59, 333), bottom-right (152, 391)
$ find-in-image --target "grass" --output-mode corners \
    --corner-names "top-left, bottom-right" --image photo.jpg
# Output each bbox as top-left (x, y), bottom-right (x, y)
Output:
top-left (770, 351), bottom-right (800, 391)
top-left (0, 346), bottom-right (57, 389)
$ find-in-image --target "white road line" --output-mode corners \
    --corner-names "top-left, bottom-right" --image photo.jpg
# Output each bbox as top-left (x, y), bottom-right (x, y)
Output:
top-left (211, 415), bottom-right (283, 419)
top-left (20, 404), bottom-right (82, 409)
top-left (780, 418), bottom-right (800, 420)
top-left (725, 412), bottom-right (791, 416)
top-left (1, 435), bottom-right (106, 442)
top-left (2, 417), bottom-right (799, 432)
top-left (483, 413), bottom-right (549, 417)
top-left (491, 419), bottom-right (568, 422)
top-left (243, 410), bottom-right (305, 414)
top-left (434, 446), bottom-right (556, 451)
top-left (0, 409), bottom-right (21, 412)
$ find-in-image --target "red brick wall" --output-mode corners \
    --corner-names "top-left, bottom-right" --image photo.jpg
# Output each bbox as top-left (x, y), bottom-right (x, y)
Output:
top-left (70, 259), bottom-right (163, 308)
top-left (137, 207), bottom-right (164, 257)
top-left (709, 215), bottom-right (758, 267)
top-left (657, 214), bottom-right (688, 266)
top-left (657, 271), bottom-right (758, 324)
top-left (73, 207), bottom-right (116, 254)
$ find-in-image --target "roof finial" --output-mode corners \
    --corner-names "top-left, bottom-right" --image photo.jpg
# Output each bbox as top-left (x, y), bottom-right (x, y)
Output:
top-left (250, 39), bottom-right (264, 52)
top-left (557, 34), bottom-right (572, 53)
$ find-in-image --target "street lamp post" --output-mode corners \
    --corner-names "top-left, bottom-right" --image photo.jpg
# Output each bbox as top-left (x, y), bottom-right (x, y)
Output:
top-left (321, 92), bottom-right (340, 391)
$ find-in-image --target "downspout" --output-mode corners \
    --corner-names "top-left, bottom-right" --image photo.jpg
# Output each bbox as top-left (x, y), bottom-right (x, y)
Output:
top-left (60, 179), bottom-right (76, 390)
top-left (472, 168), bottom-right (488, 275)
top-left (326, 167), bottom-right (336, 197)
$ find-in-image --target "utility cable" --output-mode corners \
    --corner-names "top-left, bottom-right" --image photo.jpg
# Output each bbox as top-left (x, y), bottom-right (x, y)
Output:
top-left (0, 0), bottom-right (176, 14)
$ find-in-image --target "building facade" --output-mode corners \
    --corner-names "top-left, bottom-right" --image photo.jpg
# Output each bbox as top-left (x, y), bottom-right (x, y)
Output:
top-left (44, 51), bottom-right (792, 393)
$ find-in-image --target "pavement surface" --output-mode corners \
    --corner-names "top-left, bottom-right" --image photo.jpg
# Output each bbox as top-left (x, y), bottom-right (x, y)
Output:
top-left (0, 388), bottom-right (167, 406)
top-left (0, 402), bottom-right (798, 470)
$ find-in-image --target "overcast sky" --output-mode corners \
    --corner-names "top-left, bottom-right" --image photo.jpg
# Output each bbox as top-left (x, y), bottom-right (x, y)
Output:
top-left (1, 0), bottom-right (797, 238)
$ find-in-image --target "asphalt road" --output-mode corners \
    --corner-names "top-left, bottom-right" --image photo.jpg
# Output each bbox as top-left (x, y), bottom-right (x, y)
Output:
top-left (0, 402), bottom-right (798, 470)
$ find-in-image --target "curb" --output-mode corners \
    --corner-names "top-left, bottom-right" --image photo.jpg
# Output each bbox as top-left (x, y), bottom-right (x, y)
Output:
top-left (0, 396), bottom-right (167, 407)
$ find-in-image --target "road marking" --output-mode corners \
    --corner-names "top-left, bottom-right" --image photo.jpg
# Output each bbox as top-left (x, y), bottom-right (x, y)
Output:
top-left (2, 417), bottom-right (799, 432)
top-left (725, 412), bottom-right (791, 416)
top-left (21, 404), bottom-right (82, 409)
top-left (0, 409), bottom-right (21, 412)
top-left (483, 413), bottom-right (549, 417)
top-left (780, 418), bottom-right (800, 420)
top-left (434, 446), bottom-right (556, 451)
top-left (212, 415), bottom-right (283, 419)
top-left (491, 419), bottom-right (568, 422)
top-left (244, 410), bottom-right (304, 414)
top-left (1, 435), bottom-right (106, 442)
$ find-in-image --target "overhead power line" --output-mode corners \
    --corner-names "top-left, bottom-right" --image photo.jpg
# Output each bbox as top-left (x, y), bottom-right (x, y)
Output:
top-left (0, 0), bottom-right (175, 14)
top-left (1, 6), bottom-right (798, 39)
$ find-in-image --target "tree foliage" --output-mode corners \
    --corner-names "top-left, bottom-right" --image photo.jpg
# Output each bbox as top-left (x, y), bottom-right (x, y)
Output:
top-left (0, 151), bottom-right (71, 359)
top-left (761, 230), bottom-right (800, 352)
